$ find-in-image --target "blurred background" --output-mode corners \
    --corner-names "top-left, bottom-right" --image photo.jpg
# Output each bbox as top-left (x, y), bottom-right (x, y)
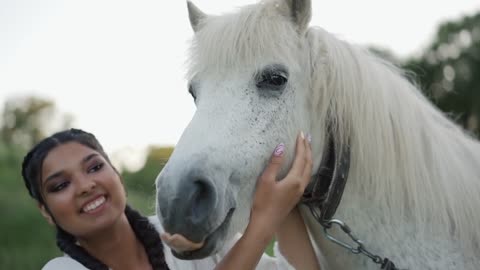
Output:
top-left (1, 0), bottom-right (479, 269)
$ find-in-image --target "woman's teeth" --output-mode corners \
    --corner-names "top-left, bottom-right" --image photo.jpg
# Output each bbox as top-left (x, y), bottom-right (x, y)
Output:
top-left (83, 196), bottom-right (106, 212)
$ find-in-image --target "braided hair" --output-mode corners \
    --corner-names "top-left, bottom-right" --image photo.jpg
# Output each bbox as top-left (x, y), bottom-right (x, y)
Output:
top-left (21, 128), bottom-right (169, 269)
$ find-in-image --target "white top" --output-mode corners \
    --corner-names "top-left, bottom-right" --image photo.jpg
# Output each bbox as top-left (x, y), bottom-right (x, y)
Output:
top-left (42, 216), bottom-right (295, 270)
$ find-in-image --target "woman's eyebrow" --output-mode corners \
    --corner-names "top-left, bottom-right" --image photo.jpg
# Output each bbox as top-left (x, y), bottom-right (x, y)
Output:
top-left (82, 153), bottom-right (99, 163)
top-left (44, 153), bottom-right (99, 183)
top-left (44, 171), bottom-right (63, 184)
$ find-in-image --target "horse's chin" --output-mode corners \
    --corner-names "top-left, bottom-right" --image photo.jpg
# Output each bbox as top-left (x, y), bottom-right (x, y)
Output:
top-left (171, 208), bottom-right (235, 260)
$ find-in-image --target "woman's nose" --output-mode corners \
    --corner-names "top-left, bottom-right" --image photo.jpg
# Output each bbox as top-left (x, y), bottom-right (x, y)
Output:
top-left (77, 177), bottom-right (97, 195)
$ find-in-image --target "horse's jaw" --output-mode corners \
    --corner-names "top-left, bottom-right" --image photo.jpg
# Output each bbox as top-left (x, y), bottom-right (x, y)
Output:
top-left (155, 135), bottom-right (265, 259)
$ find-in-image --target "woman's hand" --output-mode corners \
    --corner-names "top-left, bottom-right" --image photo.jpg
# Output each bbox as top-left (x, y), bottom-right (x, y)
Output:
top-left (248, 132), bottom-right (312, 236)
top-left (161, 132), bottom-right (312, 253)
top-left (214, 132), bottom-right (314, 270)
top-left (251, 132), bottom-right (319, 270)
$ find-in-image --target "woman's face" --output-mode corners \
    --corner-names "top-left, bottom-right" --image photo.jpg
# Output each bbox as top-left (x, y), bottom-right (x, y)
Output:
top-left (39, 142), bottom-right (127, 238)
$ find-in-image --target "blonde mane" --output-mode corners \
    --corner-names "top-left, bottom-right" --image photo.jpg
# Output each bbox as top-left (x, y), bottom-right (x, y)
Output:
top-left (308, 26), bottom-right (480, 254)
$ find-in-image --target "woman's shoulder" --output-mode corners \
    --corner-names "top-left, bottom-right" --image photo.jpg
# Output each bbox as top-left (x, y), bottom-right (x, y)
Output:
top-left (42, 256), bottom-right (87, 270)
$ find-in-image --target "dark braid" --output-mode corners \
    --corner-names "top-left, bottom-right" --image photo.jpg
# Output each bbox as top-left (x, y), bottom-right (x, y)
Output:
top-left (56, 226), bottom-right (109, 270)
top-left (21, 129), bottom-right (170, 269)
top-left (125, 205), bottom-right (170, 269)
top-left (55, 205), bottom-right (170, 270)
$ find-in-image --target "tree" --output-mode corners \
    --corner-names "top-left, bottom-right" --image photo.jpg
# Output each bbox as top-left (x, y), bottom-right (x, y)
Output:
top-left (122, 146), bottom-right (174, 195)
top-left (404, 12), bottom-right (480, 136)
top-left (1, 95), bottom-right (73, 150)
top-left (0, 95), bottom-right (71, 269)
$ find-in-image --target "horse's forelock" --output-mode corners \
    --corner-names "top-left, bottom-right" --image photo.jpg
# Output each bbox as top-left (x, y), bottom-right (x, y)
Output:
top-left (186, 1), bottom-right (306, 80)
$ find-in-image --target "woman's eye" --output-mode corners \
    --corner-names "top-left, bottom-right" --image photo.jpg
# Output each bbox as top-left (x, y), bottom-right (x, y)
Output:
top-left (50, 181), bottom-right (70, 193)
top-left (88, 163), bottom-right (104, 173)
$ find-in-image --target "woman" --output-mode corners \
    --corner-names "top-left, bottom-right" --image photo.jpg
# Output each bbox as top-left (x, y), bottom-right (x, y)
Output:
top-left (22, 128), bottom-right (319, 270)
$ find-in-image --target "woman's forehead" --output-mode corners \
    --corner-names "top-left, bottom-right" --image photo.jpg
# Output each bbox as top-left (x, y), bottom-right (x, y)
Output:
top-left (41, 142), bottom-right (99, 178)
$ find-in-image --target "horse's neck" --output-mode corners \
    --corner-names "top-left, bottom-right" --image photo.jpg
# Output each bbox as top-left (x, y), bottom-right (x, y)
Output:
top-left (308, 27), bottom-right (480, 258)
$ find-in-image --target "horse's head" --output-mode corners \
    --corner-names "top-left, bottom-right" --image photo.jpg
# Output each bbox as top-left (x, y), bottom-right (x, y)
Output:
top-left (156, 0), bottom-right (327, 259)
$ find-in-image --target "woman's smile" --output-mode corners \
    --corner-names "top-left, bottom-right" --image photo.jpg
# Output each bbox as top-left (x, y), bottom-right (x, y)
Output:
top-left (39, 142), bottom-right (127, 237)
top-left (80, 194), bottom-right (108, 214)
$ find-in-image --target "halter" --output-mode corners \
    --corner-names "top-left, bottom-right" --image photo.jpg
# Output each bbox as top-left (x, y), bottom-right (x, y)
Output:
top-left (301, 132), bottom-right (350, 223)
top-left (300, 130), bottom-right (400, 270)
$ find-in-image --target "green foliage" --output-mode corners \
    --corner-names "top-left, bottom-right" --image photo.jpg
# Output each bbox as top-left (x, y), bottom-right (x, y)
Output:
top-left (404, 13), bottom-right (480, 136)
top-left (0, 140), bottom-right (61, 269)
top-left (0, 96), bottom-right (73, 269)
top-left (123, 146), bottom-right (174, 195)
top-left (1, 95), bottom-right (73, 150)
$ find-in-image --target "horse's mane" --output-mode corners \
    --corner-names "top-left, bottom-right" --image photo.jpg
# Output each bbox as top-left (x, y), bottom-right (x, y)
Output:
top-left (186, 0), bottom-right (480, 255)
top-left (308, 27), bottom-right (480, 253)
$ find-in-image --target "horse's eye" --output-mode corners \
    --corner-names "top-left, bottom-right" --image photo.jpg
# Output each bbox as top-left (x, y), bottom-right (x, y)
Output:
top-left (255, 66), bottom-right (288, 92)
top-left (266, 74), bottom-right (287, 86)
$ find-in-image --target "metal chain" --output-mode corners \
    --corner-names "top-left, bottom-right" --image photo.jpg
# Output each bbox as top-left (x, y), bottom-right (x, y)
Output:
top-left (320, 219), bottom-right (401, 270)
top-left (323, 219), bottom-right (382, 263)
top-left (303, 175), bottom-right (401, 269)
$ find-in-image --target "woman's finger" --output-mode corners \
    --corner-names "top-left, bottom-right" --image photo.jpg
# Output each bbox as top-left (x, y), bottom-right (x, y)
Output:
top-left (301, 134), bottom-right (313, 185)
top-left (160, 232), bottom-right (204, 252)
top-left (259, 143), bottom-right (286, 182)
top-left (287, 132), bottom-right (307, 177)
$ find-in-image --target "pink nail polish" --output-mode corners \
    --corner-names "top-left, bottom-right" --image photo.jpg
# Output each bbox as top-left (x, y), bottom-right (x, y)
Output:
top-left (273, 143), bottom-right (285, 157)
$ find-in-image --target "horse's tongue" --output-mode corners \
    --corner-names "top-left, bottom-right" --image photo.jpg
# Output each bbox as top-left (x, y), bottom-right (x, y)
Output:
top-left (160, 232), bottom-right (205, 252)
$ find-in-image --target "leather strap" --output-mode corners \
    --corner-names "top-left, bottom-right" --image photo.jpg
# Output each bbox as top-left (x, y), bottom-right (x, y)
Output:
top-left (301, 130), bottom-right (351, 223)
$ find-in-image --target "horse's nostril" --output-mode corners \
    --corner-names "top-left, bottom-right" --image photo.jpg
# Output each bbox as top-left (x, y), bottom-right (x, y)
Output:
top-left (157, 172), bottom-right (219, 240)
top-left (187, 179), bottom-right (216, 225)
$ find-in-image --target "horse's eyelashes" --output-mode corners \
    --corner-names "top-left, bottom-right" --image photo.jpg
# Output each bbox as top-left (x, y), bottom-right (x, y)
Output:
top-left (256, 70), bottom-right (288, 92)
top-left (255, 63), bottom-right (289, 92)
top-left (269, 74), bottom-right (287, 86)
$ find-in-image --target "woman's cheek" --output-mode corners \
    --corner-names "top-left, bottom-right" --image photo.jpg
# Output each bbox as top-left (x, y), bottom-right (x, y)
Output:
top-left (47, 189), bottom-right (77, 216)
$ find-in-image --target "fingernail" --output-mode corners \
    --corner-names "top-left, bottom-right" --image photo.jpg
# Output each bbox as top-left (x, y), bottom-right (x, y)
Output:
top-left (273, 143), bottom-right (285, 157)
top-left (307, 133), bottom-right (312, 143)
top-left (300, 131), bottom-right (305, 140)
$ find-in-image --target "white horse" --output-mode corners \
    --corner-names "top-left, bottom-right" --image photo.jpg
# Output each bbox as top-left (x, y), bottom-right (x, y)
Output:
top-left (155, 0), bottom-right (480, 269)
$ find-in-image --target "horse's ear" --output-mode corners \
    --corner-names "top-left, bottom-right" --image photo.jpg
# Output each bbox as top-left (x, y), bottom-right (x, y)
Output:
top-left (187, 1), bottom-right (207, 32)
top-left (283, 0), bottom-right (312, 32)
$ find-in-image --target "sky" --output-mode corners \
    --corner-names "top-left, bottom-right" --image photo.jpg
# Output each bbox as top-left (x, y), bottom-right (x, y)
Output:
top-left (1, 0), bottom-right (479, 169)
